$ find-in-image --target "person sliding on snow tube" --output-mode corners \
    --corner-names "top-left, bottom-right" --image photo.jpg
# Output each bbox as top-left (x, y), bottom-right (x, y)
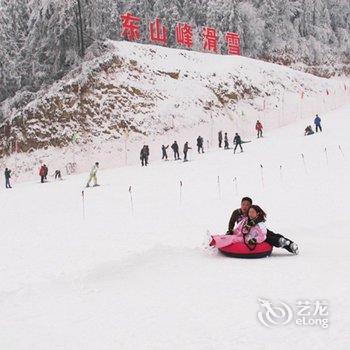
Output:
top-left (227, 197), bottom-right (299, 254)
top-left (210, 204), bottom-right (271, 258)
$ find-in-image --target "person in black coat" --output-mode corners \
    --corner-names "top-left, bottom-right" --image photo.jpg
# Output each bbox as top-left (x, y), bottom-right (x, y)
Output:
top-left (140, 145), bottom-right (149, 166)
top-left (233, 133), bottom-right (243, 153)
top-left (183, 142), bottom-right (192, 162)
top-left (224, 132), bottom-right (229, 149)
top-left (162, 145), bottom-right (169, 160)
top-left (196, 136), bottom-right (204, 154)
top-left (218, 131), bottom-right (223, 148)
top-left (171, 141), bottom-right (180, 160)
top-left (4, 168), bottom-right (12, 188)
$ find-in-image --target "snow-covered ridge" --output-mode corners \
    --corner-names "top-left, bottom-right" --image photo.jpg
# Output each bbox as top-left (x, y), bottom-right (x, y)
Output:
top-left (0, 41), bottom-right (348, 180)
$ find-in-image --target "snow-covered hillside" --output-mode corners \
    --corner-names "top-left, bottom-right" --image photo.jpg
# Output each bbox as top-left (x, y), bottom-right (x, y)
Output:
top-left (1, 101), bottom-right (350, 350)
top-left (1, 41), bottom-right (349, 181)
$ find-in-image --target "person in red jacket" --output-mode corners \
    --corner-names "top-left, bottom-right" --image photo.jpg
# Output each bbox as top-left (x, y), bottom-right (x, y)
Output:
top-left (256, 120), bottom-right (263, 138)
top-left (39, 165), bottom-right (46, 183)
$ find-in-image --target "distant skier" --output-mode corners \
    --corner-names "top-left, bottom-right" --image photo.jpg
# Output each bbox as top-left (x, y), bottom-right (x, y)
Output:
top-left (86, 162), bottom-right (99, 187)
top-left (197, 136), bottom-right (204, 154)
top-left (43, 164), bottom-right (48, 180)
top-left (140, 145), bottom-right (149, 166)
top-left (171, 141), bottom-right (180, 160)
top-left (53, 170), bottom-right (62, 180)
top-left (4, 168), bottom-right (12, 188)
top-left (39, 165), bottom-right (46, 183)
top-left (183, 142), bottom-right (192, 162)
top-left (256, 120), bottom-right (263, 138)
top-left (218, 131), bottom-right (223, 148)
top-left (233, 133), bottom-right (243, 153)
top-left (224, 132), bottom-right (229, 149)
top-left (161, 145), bottom-right (169, 160)
top-left (304, 125), bottom-right (314, 136)
top-left (314, 114), bottom-right (322, 132)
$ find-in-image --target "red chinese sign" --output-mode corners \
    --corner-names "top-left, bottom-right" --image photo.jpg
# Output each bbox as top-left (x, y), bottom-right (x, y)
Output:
top-left (120, 13), bottom-right (240, 56)
top-left (150, 18), bottom-right (168, 45)
top-left (120, 12), bottom-right (141, 41)
top-left (225, 32), bottom-right (240, 55)
top-left (203, 27), bottom-right (218, 53)
top-left (175, 23), bottom-right (193, 49)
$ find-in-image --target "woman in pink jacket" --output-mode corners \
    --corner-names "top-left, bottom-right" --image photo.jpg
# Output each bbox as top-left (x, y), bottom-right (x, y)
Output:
top-left (210, 205), bottom-right (267, 249)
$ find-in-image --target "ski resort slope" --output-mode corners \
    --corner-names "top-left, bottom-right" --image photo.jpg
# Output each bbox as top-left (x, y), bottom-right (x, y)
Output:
top-left (1, 103), bottom-right (350, 349)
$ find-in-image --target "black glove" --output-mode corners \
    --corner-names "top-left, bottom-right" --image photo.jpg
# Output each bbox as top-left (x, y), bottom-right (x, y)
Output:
top-left (248, 238), bottom-right (257, 245)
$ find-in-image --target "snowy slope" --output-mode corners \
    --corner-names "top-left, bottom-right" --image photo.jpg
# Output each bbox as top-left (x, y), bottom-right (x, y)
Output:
top-left (1, 41), bottom-right (349, 181)
top-left (1, 102), bottom-right (350, 349)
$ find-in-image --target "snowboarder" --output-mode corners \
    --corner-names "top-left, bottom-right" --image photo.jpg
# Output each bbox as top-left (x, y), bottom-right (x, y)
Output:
top-left (39, 165), bottom-right (47, 183)
top-left (4, 168), bottom-right (12, 188)
top-left (171, 141), bottom-right (180, 160)
top-left (86, 162), bottom-right (99, 187)
top-left (227, 197), bottom-right (299, 254)
top-left (218, 131), bottom-right (223, 148)
top-left (304, 125), bottom-right (314, 136)
top-left (183, 142), bottom-right (192, 162)
top-left (233, 133), bottom-right (243, 153)
top-left (224, 132), bottom-right (229, 149)
top-left (314, 114), bottom-right (322, 132)
top-left (161, 145), bottom-right (169, 160)
top-left (140, 145), bottom-right (149, 166)
top-left (197, 136), bottom-right (204, 154)
top-left (256, 120), bottom-right (263, 138)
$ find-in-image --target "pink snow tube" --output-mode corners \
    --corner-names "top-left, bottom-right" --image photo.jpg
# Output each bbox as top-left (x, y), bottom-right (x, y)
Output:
top-left (210, 235), bottom-right (273, 259)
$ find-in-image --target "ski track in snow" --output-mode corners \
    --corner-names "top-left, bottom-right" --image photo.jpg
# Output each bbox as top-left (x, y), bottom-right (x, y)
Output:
top-left (1, 103), bottom-right (350, 349)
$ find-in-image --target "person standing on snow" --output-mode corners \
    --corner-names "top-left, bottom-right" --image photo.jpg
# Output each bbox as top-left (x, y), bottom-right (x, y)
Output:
top-left (86, 162), bottom-right (99, 187)
top-left (197, 136), bottom-right (204, 154)
top-left (161, 145), bottom-right (169, 160)
top-left (39, 165), bottom-right (46, 183)
top-left (224, 132), bottom-right (229, 149)
top-left (314, 114), bottom-right (322, 132)
top-left (218, 131), bottom-right (223, 148)
top-left (4, 168), bottom-right (12, 188)
top-left (233, 133), bottom-right (243, 153)
top-left (256, 120), bottom-right (263, 138)
top-left (171, 141), bottom-right (180, 160)
top-left (140, 145), bottom-right (149, 166)
top-left (183, 142), bottom-right (192, 162)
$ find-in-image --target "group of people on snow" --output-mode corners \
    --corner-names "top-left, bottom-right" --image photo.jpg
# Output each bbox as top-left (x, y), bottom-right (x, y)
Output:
top-left (305, 114), bottom-right (323, 136)
top-left (215, 196), bottom-right (299, 254)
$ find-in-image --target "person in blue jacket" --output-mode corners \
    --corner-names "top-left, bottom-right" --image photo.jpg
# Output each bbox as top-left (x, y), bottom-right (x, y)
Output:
top-left (314, 114), bottom-right (322, 132)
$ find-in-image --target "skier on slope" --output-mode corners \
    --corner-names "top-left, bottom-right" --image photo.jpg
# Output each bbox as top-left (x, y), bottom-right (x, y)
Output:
top-left (86, 162), bottom-right (99, 187)
top-left (39, 165), bottom-right (47, 183)
top-left (218, 131), bottom-right (223, 148)
top-left (140, 145), bottom-right (149, 166)
top-left (183, 142), bottom-right (192, 162)
top-left (197, 136), bottom-right (204, 154)
top-left (227, 197), bottom-right (299, 254)
top-left (224, 132), bottom-right (229, 149)
top-left (233, 133), bottom-right (243, 153)
top-left (4, 168), bottom-right (12, 188)
top-left (161, 145), bottom-right (169, 160)
top-left (171, 141), bottom-right (180, 160)
top-left (304, 125), bottom-right (314, 136)
top-left (256, 120), bottom-right (263, 138)
top-left (314, 114), bottom-right (322, 132)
